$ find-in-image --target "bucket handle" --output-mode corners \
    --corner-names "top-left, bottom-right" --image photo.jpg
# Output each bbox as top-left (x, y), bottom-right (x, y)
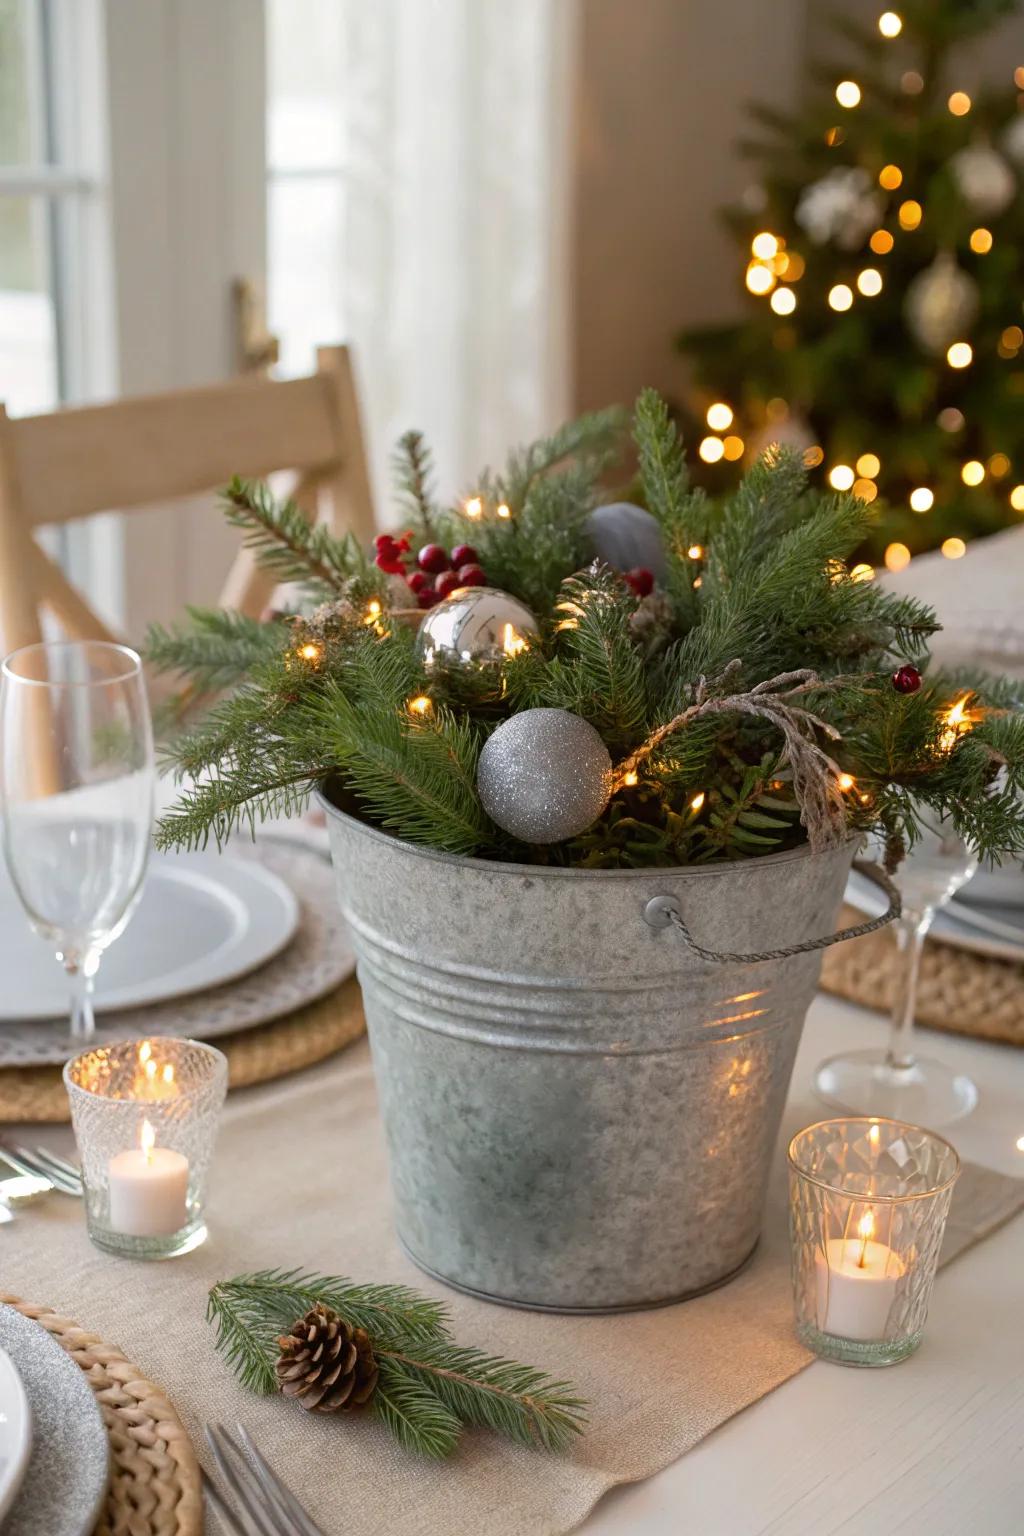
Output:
top-left (641, 859), bottom-right (901, 964)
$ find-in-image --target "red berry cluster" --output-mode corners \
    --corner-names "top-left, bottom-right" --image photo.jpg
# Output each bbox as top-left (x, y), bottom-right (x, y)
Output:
top-left (374, 534), bottom-right (487, 609)
top-left (891, 665), bottom-right (921, 694)
top-left (623, 567), bottom-right (654, 598)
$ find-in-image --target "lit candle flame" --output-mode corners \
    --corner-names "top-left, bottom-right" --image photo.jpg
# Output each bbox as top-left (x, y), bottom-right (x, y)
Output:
top-left (140, 1119), bottom-right (156, 1162)
top-left (162, 1064), bottom-right (174, 1086)
top-left (139, 1042), bottom-right (152, 1065)
top-left (145, 1059), bottom-right (157, 1082)
top-left (856, 1209), bottom-right (874, 1267)
top-left (869, 1122), bottom-right (880, 1146)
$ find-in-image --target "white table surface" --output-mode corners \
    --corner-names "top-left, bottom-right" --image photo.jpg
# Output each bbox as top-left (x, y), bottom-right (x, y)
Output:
top-left (582, 992), bottom-right (1024, 1536)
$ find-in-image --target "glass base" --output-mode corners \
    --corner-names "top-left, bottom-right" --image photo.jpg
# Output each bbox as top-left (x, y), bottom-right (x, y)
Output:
top-left (814, 1049), bottom-right (978, 1127)
top-left (797, 1320), bottom-right (922, 1368)
top-left (86, 1219), bottom-right (208, 1261)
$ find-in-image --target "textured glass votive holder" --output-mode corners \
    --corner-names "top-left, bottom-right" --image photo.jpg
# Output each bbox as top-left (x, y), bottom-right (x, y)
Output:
top-left (64, 1037), bottom-right (228, 1259)
top-left (788, 1116), bottom-right (959, 1367)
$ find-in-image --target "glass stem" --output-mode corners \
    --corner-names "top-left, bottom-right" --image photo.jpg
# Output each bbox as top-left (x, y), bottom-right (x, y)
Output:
top-left (885, 911), bottom-right (931, 1073)
top-left (67, 962), bottom-right (96, 1041)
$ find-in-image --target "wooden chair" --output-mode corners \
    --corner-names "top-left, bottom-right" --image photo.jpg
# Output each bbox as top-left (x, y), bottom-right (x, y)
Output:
top-left (0, 344), bottom-right (375, 656)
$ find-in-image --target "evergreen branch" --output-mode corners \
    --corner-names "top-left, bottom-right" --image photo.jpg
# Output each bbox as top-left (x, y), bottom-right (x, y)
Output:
top-left (392, 429), bottom-right (438, 541)
top-left (549, 565), bottom-right (649, 747)
top-left (207, 1269), bottom-right (587, 1459)
top-left (146, 608), bottom-right (287, 691)
top-left (376, 1342), bottom-right (588, 1454)
top-left (222, 477), bottom-right (368, 598)
top-left (371, 1363), bottom-right (463, 1460)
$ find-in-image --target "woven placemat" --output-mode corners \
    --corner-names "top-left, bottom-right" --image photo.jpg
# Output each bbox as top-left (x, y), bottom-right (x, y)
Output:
top-left (0, 975), bottom-right (367, 1123)
top-left (821, 903), bottom-right (1024, 1046)
top-left (0, 1295), bottom-right (201, 1536)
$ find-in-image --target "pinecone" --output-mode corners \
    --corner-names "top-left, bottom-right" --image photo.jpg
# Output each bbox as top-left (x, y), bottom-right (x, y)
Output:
top-left (275, 1305), bottom-right (379, 1413)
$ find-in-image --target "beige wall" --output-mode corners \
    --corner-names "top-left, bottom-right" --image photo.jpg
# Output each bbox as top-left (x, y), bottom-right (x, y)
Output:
top-left (571, 0), bottom-right (1024, 417)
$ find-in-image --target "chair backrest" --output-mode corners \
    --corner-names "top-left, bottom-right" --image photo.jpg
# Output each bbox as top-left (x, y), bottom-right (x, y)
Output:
top-left (0, 343), bottom-right (375, 656)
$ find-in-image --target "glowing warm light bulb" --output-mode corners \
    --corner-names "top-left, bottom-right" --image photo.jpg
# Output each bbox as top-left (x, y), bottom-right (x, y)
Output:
top-left (804, 445), bottom-right (824, 467)
top-left (408, 694), bottom-right (432, 715)
top-left (885, 541), bottom-right (911, 572)
top-left (687, 544), bottom-right (704, 559)
top-left (857, 268), bottom-right (883, 297)
top-left (947, 341), bottom-right (972, 368)
top-left (699, 436), bottom-right (725, 463)
top-left (496, 502), bottom-right (511, 519)
top-left (502, 623), bottom-right (527, 657)
top-left (465, 496), bottom-right (483, 518)
top-left (1017, 1134), bottom-right (1024, 1152)
top-left (783, 251), bottom-right (805, 280)
top-left (746, 262), bottom-right (775, 295)
top-left (623, 770), bottom-right (638, 787)
top-left (1001, 325), bottom-right (1024, 351)
top-left (751, 232), bottom-right (778, 261)
top-left (690, 792), bottom-right (706, 812)
top-left (988, 453), bottom-right (1011, 478)
top-left (829, 464), bottom-right (855, 491)
top-left (771, 287), bottom-right (796, 315)
top-left (901, 70), bottom-right (924, 95)
top-left (850, 563), bottom-right (875, 583)
top-left (870, 229), bottom-right (895, 255)
top-left (825, 126), bottom-right (845, 147)
top-left (909, 487), bottom-right (934, 512)
top-left (828, 284), bottom-right (854, 311)
top-left (961, 460), bottom-right (985, 486)
top-left (898, 200), bottom-right (922, 230)
top-left (853, 478), bottom-right (878, 503)
top-left (938, 406), bottom-right (965, 432)
top-left (948, 91), bottom-right (971, 116)
top-left (878, 164), bottom-right (903, 190)
top-left (838, 773), bottom-right (855, 791)
top-left (940, 693), bottom-right (974, 751)
top-left (723, 435), bottom-right (745, 461)
top-left (298, 642), bottom-right (321, 662)
top-left (941, 537), bottom-right (967, 560)
top-left (836, 80), bottom-right (862, 108)
top-left (856, 453), bottom-right (881, 478)
top-left (1010, 485), bottom-right (1024, 511)
top-left (706, 402), bottom-right (733, 431)
top-left (879, 11), bottom-right (902, 36)
top-left (970, 227), bottom-right (993, 254)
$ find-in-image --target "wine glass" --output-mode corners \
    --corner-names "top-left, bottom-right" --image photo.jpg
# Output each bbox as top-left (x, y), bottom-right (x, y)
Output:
top-left (814, 817), bottom-right (979, 1126)
top-left (0, 642), bottom-right (154, 1041)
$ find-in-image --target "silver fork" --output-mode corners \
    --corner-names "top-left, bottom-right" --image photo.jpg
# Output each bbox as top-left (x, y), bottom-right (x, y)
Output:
top-left (0, 1141), bottom-right (83, 1197)
top-left (204, 1423), bottom-right (326, 1536)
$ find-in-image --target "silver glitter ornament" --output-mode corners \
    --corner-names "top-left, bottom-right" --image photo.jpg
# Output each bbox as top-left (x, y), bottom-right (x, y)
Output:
top-left (416, 586), bottom-right (538, 666)
top-left (477, 708), bottom-right (613, 844)
top-left (584, 503), bottom-right (667, 581)
top-left (950, 144), bottom-right (1015, 218)
top-left (904, 253), bottom-right (979, 354)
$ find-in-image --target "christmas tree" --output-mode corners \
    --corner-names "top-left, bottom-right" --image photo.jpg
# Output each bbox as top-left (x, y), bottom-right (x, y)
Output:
top-left (676, 0), bottom-right (1024, 572)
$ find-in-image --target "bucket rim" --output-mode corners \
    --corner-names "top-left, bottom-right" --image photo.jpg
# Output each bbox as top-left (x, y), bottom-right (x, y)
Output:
top-left (315, 786), bottom-right (859, 882)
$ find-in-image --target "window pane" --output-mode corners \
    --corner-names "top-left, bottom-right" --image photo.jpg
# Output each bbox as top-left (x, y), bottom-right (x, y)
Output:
top-left (268, 177), bottom-right (345, 378)
top-left (0, 192), bottom-right (58, 413)
top-left (267, 0), bottom-right (345, 171)
top-left (0, 0), bottom-right (44, 166)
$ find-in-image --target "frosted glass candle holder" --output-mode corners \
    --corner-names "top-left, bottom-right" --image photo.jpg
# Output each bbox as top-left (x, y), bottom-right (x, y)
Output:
top-left (64, 1037), bottom-right (227, 1259)
top-left (788, 1117), bottom-right (959, 1367)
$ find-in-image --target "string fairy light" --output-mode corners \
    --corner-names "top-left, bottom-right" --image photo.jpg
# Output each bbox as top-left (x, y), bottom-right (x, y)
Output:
top-left (298, 642), bottom-right (322, 663)
top-left (497, 503), bottom-right (511, 519)
top-left (835, 80), bottom-right (862, 108)
top-left (870, 229), bottom-right (895, 255)
top-left (828, 464), bottom-right (855, 491)
top-left (961, 460), bottom-right (985, 486)
top-left (947, 341), bottom-right (973, 369)
top-left (771, 287), bottom-right (797, 315)
top-left (746, 262), bottom-right (775, 295)
top-left (1010, 485), bottom-right (1024, 511)
top-left (909, 487), bottom-right (934, 512)
top-left (687, 544), bottom-right (704, 560)
top-left (939, 694), bottom-right (974, 753)
top-left (623, 770), bottom-right (639, 787)
top-left (699, 436), bottom-right (725, 463)
top-left (853, 478), bottom-right (878, 503)
top-left (878, 164), bottom-right (903, 190)
top-left (988, 453), bottom-right (1011, 478)
top-left (857, 268), bottom-right (883, 297)
top-left (690, 792), bottom-right (706, 812)
top-left (970, 228), bottom-right (993, 254)
top-left (408, 695), bottom-right (432, 715)
top-left (948, 91), bottom-right (972, 116)
top-left (751, 232), bottom-right (779, 261)
top-left (465, 496), bottom-right (483, 519)
top-left (856, 453), bottom-right (881, 478)
top-left (722, 435), bottom-right (745, 461)
top-left (898, 200), bottom-right (922, 231)
top-left (941, 537), bottom-right (967, 560)
top-left (706, 402), bottom-right (733, 431)
top-left (878, 11), bottom-right (902, 37)
top-left (828, 284), bottom-right (854, 311)
top-left (884, 542), bottom-right (911, 572)
top-left (849, 563), bottom-right (875, 583)
top-left (838, 773), bottom-right (855, 792)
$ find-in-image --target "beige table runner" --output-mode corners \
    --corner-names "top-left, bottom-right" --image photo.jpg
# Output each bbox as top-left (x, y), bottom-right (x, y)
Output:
top-left (2, 1043), bottom-right (1021, 1536)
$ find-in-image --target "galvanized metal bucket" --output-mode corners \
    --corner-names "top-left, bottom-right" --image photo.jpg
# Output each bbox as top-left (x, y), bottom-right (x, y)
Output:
top-left (322, 799), bottom-right (869, 1312)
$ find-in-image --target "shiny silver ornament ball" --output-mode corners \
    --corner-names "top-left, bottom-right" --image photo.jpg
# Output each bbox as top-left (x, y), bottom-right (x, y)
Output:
top-left (416, 586), bottom-right (538, 666)
top-left (477, 708), bottom-right (613, 844)
top-left (584, 503), bottom-right (667, 581)
top-left (904, 253), bottom-right (979, 354)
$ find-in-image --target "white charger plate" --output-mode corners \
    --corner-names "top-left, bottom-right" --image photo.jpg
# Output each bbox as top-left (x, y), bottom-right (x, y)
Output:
top-left (0, 1345), bottom-right (32, 1524)
top-left (0, 850), bottom-right (299, 1021)
top-left (846, 868), bottom-right (1024, 964)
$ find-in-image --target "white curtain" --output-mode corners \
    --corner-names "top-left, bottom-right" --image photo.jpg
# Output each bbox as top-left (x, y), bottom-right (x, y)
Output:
top-left (340, 0), bottom-right (577, 515)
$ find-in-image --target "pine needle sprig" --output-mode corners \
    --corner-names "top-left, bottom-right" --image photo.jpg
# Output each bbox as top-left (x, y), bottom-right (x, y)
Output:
top-left (222, 477), bottom-right (371, 599)
top-left (207, 1268), bottom-right (587, 1460)
top-left (147, 608), bottom-right (287, 692)
top-left (392, 429), bottom-right (439, 542)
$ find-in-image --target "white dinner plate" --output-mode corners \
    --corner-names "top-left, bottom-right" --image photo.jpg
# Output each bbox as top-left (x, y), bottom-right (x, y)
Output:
top-left (0, 1346), bottom-right (32, 1524)
top-left (0, 850), bottom-right (299, 1021)
top-left (845, 868), bottom-right (1024, 965)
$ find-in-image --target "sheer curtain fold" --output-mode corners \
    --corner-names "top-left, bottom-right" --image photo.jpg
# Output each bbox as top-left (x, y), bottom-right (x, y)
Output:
top-left (342, 0), bottom-right (576, 511)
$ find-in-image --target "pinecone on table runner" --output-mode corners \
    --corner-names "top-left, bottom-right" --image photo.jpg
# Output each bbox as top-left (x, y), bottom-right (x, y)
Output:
top-left (275, 1305), bottom-right (379, 1412)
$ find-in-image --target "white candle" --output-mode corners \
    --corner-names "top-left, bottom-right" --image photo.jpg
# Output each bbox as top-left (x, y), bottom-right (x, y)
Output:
top-left (108, 1119), bottom-right (189, 1237)
top-left (814, 1212), bottom-right (903, 1342)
